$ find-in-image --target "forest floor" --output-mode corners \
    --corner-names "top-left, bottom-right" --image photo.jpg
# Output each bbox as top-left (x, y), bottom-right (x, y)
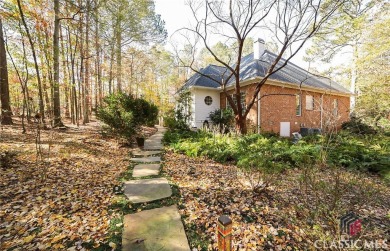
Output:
top-left (0, 117), bottom-right (156, 250)
top-left (1, 118), bottom-right (389, 250)
top-left (163, 152), bottom-right (390, 250)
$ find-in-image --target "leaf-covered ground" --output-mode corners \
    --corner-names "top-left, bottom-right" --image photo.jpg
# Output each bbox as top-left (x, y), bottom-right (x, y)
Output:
top-left (163, 151), bottom-right (390, 250)
top-left (0, 119), bottom-right (156, 250)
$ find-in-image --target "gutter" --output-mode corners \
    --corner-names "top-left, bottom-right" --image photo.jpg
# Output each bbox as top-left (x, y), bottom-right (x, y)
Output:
top-left (257, 91), bottom-right (261, 133)
top-left (223, 77), bottom-right (353, 97)
top-left (189, 86), bottom-right (221, 91)
top-left (320, 93), bottom-right (324, 129)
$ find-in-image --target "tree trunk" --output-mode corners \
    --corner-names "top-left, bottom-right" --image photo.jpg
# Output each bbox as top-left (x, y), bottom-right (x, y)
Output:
top-left (60, 26), bottom-right (70, 119)
top-left (78, 56), bottom-right (83, 125)
top-left (350, 40), bottom-right (358, 112)
top-left (17, 0), bottom-right (46, 125)
top-left (94, 0), bottom-right (102, 108)
top-left (67, 24), bottom-right (78, 124)
top-left (115, 6), bottom-right (122, 93)
top-left (78, 6), bottom-right (84, 125)
top-left (20, 33), bottom-right (31, 123)
top-left (83, 0), bottom-right (90, 124)
top-left (0, 18), bottom-right (13, 125)
top-left (4, 24), bottom-right (29, 131)
top-left (71, 43), bottom-right (77, 124)
top-left (41, 74), bottom-right (52, 116)
top-left (235, 115), bottom-right (247, 134)
top-left (108, 43), bottom-right (114, 94)
top-left (53, 0), bottom-right (63, 127)
top-left (38, 28), bottom-right (53, 117)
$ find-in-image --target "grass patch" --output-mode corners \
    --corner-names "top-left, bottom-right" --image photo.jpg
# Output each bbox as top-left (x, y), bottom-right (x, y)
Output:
top-left (183, 222), bottom-right (211, 251)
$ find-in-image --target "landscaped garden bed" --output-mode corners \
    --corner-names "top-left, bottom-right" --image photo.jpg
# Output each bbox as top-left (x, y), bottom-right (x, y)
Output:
top-left (163, 129), bottom-right (390, 250)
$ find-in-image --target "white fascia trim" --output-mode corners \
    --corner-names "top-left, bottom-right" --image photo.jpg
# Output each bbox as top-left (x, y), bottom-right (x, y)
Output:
top-left (189, 86), bottom-right (221, 91)
top-left (221, 78), bottom-right (258, 92)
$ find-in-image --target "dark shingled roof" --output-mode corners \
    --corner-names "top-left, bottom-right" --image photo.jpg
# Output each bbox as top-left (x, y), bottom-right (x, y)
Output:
top-left (180, 64), bottom-right (226, 90)
top-left (182, 50), bottom-right (351, 94)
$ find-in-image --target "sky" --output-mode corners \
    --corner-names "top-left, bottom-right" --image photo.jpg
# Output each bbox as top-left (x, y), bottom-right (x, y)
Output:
top-left (153, 0), bottom-right (341, 71)
top-left (154, 0), bottom-right (192, 38)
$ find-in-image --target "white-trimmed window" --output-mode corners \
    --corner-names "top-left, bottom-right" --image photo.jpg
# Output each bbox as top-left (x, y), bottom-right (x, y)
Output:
top-left (227, 92), bottom-right (246, 113)
top-left (204, 96), bottom-right (213, 105)
top-left (333, 99), bottom-right (338, 116)
top-left (296, 94), bottom-right (302, 116)
top-left (306, 95), bottom-right (314, 110)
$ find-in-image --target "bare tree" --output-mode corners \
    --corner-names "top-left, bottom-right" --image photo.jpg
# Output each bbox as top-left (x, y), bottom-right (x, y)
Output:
top-left (4, 25), bottom-right (30, 132)
top-left (53, 0), bottom-right (64, 127)
top-left (0, 17), bottom-right (13, 125)
top-left (16, 0), bottom-right (46, 126)
top-left (176, 0), bottom-right (345, 133)
top-left (83, 0), bottom-right (91, 124)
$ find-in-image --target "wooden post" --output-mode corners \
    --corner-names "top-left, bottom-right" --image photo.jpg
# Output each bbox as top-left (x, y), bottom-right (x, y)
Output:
top-left (218, 215), bottom-right (232, 251)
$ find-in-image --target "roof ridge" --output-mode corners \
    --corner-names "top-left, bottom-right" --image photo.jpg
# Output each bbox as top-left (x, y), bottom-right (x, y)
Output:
top-left (207, 64), bottom-right (227, 69)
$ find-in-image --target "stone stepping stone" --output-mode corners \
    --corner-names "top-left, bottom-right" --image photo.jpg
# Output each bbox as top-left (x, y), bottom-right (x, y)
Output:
top-left (142, 127), bottom-right (165, 150)
top-left (124, 178), bottom-right (172, 203)
top-left (132, 150), bottom-right (162, 157)
top-left (122, 205), bottom-right (190, 251)
top-left (143, 141), bottom-right (163, 150)
top-left (130, 156), bottom-right (161, 163)
top-left (133, 164), bottom-right (160, 177)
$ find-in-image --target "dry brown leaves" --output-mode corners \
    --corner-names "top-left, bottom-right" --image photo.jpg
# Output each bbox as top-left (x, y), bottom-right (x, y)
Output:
top-left (163, 151), bottom-right (390, 251)
top-left (0, 119), bottom-right (131, 250)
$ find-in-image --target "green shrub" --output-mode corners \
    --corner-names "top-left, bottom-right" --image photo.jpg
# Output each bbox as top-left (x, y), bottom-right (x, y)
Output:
top-left (209, 108), bottom-right (234, 131)
top-left (164, 110), bottom-right (190, 131)
top-left (342, 117), bottom-right (377, 135)
top-left (97, 93), bottom-right (158, 141)
top-left (164, 128), bottom-right (390, 181)
top-left (162, 130), bottom-right (196, 145)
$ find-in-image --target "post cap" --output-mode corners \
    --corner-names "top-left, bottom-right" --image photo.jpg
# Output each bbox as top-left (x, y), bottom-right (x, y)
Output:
top-left (218, 215), bottom-right (232, 226)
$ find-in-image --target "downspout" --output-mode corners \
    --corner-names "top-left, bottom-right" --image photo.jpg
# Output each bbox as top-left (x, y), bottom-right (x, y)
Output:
top-left (257, 91), bottom-right (261, 133)
top-left (320, 93), bottom-right (324, 129)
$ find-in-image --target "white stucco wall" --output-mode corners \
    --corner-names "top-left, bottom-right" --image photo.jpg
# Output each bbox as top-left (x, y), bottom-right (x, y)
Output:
top-left (190, 88), bottom-right (220, 128)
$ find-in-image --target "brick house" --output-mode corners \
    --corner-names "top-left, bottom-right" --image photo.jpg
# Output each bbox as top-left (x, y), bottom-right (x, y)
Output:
top-left (180, 39), bottom-right (352, 136)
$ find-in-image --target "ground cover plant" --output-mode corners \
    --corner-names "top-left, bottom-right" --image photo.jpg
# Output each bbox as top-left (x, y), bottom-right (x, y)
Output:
top-left (164, 128), bottom-right (390, 182)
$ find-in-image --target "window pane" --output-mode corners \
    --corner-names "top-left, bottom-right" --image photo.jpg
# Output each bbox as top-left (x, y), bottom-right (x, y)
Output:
top-left (306, 95), bottom-right (314, 110)
top-left (296, 94), bottom-right (301, 116)
top-left (227, 92), bottom-right (246, 113)
top-left (333, 99), bottom-right (338, 116)
top-left (241, 92), bottom-right (246, 112)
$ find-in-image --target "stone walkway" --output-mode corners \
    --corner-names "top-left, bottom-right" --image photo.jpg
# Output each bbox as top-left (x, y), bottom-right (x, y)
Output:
top-left (130, 156), bottom-right (161, 163)
top-left (123, 206), bottom-right (189, 251)
top-left (132, 164), bottom-right (160, 177)
top-left (132, 150), bottom-right (162, 157)
top-left (122, 126), bottom-right (190, 250)
top-left (124, 178), bottom-right (172, 203)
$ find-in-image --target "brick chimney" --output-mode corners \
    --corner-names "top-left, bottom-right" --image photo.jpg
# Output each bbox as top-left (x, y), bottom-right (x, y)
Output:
top-left (253, 38), bottom-right (265, 60)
